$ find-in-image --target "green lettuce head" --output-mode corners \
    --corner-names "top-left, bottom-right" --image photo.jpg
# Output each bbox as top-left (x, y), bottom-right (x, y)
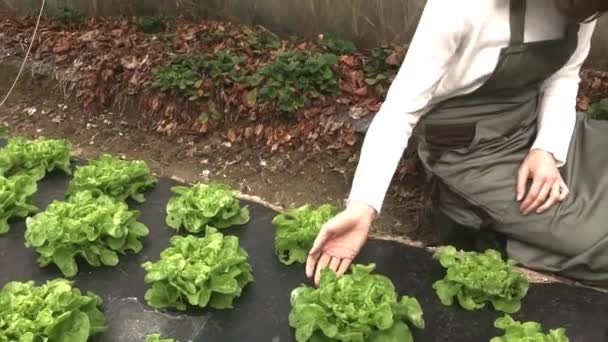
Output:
top-left (432, 246), bottom-right (529, 313)
top-left (166, 183), bottom-right (249, 233)
top-left (142, 226), bottom-right (254, 311)
top-left (289, 264), bottom-right (424, 342)
top-left (0, 279), bottom-right (106, 342)
top-left (0, 136), bottom-right (71, 181)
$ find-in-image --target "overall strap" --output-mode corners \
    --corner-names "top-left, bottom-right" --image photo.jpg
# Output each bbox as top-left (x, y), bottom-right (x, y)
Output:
top-left (510, 0), bottom-right (526, 45)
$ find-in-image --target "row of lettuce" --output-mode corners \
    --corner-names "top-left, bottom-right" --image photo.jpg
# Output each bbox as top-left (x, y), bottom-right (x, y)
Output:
top-left (0, 136), bottom-right (568, 342)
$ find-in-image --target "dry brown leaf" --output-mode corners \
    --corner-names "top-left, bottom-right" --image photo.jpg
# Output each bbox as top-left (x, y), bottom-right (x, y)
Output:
top-left (255, 124), bottom-right (264, 137)
top-left (182, 28), bottom-right (198, 41)
top-left (386, 51), bottom-right (403, 66)
top-left (79, 30), bottom-right (98, 42)
top-left (101, 69), bottom-right (114, 81)
top-left (121, 56), bottom-right (139, 70)
top-left (52, 37), bottom-right (71, 53)
top-left (340, 55), bottom-right (358, 68)
top-left (227, 128), bottom-right (238, 142)
top-left (244, 127), bottom-right (254, 139)
top-left (149, 95), bottom-right (163, 111)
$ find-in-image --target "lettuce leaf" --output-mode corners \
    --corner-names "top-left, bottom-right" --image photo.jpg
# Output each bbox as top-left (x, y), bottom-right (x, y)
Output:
top-left (142, 226), bottom-right (254, 311)
top-left (289, 264), bottom-right (424, 342)
top-left (166, 183), bottom-right (249, 233)
top-left (0, 175), bottom-right (38, 235)
top-left (490, 314), bottom-right (569, 342)
top-left (66, 154), bottom-right (157, 203)
top-left (273, 204), bottom-right (338, 265)
top-left (0, 279), bottom-right (106, 342)
top-left (146, 334), bottom-right (176, 342)
top-left (0, 136), bottom-right (72, 181)
top-left (24, 191), bottom-right (150, 277)
top-left (432, 246), bottom-right (529, 314)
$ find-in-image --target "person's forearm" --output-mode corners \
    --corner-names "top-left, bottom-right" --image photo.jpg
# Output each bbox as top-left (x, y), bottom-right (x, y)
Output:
top-left (347, 109), bottom-right (416, 214)
top-left (346, 0), bottom-right (464, 214)
top-left (532, 83), bottom-right (578, 166)
top-left (533, 20), bottom-right (596, 165)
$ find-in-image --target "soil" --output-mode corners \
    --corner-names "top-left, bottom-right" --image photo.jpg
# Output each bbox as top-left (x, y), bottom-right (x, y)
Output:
top-left (0, 58), bottom-right (429, 241)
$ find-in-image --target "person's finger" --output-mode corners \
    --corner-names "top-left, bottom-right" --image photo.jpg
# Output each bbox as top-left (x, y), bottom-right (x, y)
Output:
top-left (523, 179), bottom-right (552, 215)
top-left (537, 183), bottom-right (560, 213)
top-left (558, 182), bottom-right (569, 201)
top-left (314, 253), bottom-right (332, 286)
top-left (520, 176), bottom-right (545, 213)
top-left (516, 164), bottom-right (530, 201)
top-left (306, 229), bottom-right (331, 278)
top-left (336, 258), bottom-right (352, 276)
top-left (328, 257), bottom-right (341, 273)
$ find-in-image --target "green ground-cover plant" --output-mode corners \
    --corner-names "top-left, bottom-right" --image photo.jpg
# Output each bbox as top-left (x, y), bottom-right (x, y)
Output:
top-left (51, 6), bottom-right (85, 26)
top-left (166, 183), bottom-right (249, 233)
top-left (0, 175), bottom-right (37, 235)
top-left (142, 227), bottom-right (254, 311)
top-left (25, 191), bottom-right (150, 277)
top-left (245, 29), bottom-right (281, 53)
top-left (200, 51), bottom-right (247, 84)
top-left (152, 56), bottom-right (202, 100)
top-left (432, 246), bottom-right (529, 314)
top-left (587, 98), bottom-right (608, 120)
top-left (363, 48), bottom-right (400, 95)
top-left (136, 16), bottom-right (168, 34)
top-left (273, 204), bottom-right (338, 265)
top-left (318, 33), bottom-right (357, 55)
top-left (249, 51), bottom-right (340, 114)
top-left (0, 279), bottom-right (106, 342)
top-left (289, 264), bottom-right (424, 342)
top-left (152, 52), bottom-right (247, 102)
top-left (0, 137), bottom-right (71, 181)
top-left (490, 315), bottom-right (569, 342)
top-left (66, 154), bottom-right (157, 203)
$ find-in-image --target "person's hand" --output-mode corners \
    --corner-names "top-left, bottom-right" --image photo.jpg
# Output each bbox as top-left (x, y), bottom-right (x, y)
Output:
top-left (305, 201), bottom-right (376, 286)
top-left (517, 149), bottom-right (569, 215)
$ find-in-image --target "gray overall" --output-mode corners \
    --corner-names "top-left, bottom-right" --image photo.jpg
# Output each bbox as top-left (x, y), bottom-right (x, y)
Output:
top-left (418, 0), bottom-right (608, 285)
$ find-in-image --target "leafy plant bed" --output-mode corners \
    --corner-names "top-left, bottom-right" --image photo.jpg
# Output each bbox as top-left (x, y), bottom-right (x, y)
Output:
top-left (0, 16), bottom-right (606, 155)
top-left (0, 169), bottom-right (606, 341)
top-left (0, 16), bottom-right (403, 153)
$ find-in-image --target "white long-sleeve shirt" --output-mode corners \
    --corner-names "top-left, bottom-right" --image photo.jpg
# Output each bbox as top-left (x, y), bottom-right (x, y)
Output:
top-left (349, 0), bottom-right (597, 214)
